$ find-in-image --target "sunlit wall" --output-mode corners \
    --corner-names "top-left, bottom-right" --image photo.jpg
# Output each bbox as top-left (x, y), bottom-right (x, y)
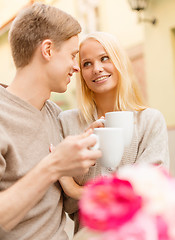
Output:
top-left (144, 0), bottom-right (175, 127)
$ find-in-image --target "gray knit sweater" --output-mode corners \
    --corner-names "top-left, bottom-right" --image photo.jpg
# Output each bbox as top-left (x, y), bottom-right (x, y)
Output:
top-left (58, 108), bottom-right (170, 232)
top-left (0, 86), bottom-right (68, 240)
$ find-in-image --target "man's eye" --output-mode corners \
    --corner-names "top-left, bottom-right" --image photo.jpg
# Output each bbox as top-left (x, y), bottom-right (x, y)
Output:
top-left (101, 56), bottom-right (109, 62)
top-left (83, 62), bottom-right (91, 67)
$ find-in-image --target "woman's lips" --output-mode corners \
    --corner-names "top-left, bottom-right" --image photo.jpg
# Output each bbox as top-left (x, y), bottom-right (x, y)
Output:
top-left (92, 75), bottom-right (111, 83)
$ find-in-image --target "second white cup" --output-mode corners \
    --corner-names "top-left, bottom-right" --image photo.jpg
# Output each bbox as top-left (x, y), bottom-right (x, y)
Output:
top-left (92, 127), bottom-right (124, 170)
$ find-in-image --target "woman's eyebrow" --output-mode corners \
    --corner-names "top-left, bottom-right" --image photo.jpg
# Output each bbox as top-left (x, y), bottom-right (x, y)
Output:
top-left (81, 58), bottom-right (91, 63)
top-left (81, 52), bottom-right (107, 63)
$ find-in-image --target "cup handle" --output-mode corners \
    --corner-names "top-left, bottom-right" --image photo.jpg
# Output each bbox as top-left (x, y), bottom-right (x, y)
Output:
top-left (90, 134), bottom-right (100, 150)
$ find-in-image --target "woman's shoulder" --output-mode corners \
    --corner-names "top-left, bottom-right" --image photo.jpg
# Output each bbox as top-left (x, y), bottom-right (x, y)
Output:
top-left (135, 107), bottom-right (167, 131)
top-left (136, 107), bottom-right (165, 120)
top-left (58, 109), bottom-right (87, 136)
top-left (59, 109), bottom-right (80, 121)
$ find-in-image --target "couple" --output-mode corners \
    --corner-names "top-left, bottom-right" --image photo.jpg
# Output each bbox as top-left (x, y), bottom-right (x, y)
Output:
top-left (0, 2), bottom-right (169, 240)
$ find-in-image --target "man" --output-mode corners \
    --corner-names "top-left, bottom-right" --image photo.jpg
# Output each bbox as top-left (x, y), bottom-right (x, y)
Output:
top-left (0, 3), bottom-right (101, 240)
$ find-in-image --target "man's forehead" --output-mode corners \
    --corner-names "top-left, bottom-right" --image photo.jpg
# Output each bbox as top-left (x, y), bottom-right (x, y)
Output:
top-left (60, 35), bottom-right (79, 51)
top-left (72, 49), bottom-right (79, 54)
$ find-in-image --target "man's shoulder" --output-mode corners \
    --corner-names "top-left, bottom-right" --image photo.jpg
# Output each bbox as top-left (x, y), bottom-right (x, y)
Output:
top-left (45, 100), bottom-right (62, 116)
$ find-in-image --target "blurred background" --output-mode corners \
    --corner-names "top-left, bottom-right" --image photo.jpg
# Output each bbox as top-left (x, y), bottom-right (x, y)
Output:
top-left (0, 0), bottom-right (175, 176)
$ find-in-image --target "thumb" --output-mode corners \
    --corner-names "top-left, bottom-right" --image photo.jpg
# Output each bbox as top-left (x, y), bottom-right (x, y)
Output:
top-left (81, 128), bottom-right (93, 138)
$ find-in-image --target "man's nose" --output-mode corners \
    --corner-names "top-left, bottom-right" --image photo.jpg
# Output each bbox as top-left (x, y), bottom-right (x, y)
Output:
top-left (73, 59), bottom-right (80, 72)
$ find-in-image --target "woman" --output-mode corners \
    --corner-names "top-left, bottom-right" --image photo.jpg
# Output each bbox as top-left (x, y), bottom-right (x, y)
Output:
top-left (58, 31), bottom-right (169, 232)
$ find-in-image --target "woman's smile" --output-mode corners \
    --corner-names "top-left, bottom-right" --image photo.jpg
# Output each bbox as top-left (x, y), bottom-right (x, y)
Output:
top-left (92, 74), bottom-right (111, 83)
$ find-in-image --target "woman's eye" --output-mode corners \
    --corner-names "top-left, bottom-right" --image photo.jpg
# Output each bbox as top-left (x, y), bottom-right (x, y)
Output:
top-left (83, 62), bottom-right (91, 67)
top-left (101, 56), bottom-right (109, 62)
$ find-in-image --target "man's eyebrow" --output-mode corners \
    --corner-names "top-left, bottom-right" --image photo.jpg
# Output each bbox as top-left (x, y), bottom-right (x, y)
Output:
top-left (73, 50), bottom-right (79, 54)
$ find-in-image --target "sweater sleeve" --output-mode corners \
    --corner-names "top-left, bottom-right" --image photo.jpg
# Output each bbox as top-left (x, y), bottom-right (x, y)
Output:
top-left (0, 127), bottom-right (8, 181)
top-left (136, 109), bottom-right (169, 169)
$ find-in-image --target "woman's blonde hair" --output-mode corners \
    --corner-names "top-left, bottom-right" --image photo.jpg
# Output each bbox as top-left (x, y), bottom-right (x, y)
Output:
top-left (76, 32), bottom-right (147, 123)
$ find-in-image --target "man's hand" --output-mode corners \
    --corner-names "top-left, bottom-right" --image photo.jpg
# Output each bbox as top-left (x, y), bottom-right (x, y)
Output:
top-left (48, 129), bottom-right (102, 181)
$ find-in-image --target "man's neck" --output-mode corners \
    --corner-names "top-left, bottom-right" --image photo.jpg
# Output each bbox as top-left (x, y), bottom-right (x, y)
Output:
top-left (7, 67), bottom-right (51, 110)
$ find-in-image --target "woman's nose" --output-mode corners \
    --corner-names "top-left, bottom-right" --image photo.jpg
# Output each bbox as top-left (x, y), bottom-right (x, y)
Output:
top-left (93, 61), bottom-right (103, 74)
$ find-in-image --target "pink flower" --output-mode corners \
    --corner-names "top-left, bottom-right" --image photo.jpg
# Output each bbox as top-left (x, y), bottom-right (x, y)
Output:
top-left (89, 211), bottom-right (159, 240)
top-left (156, 216), bottom-right (170, 240)
top-left (118, 164), bottom-right (175, 216)
top-left (79, 175), bottom-right (142, 231)
top-left (78, 164), bottom-right (175, 240)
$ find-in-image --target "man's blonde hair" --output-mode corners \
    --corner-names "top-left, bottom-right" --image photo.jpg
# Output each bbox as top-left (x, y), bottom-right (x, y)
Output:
top-left (9, 3), bottom-right (81, 68)
top-left (76, 32), bottom-right (147, 123)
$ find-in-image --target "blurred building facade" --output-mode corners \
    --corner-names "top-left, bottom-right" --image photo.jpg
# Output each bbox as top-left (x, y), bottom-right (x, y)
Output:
top-left (0, 0), bottom-right (175, 174)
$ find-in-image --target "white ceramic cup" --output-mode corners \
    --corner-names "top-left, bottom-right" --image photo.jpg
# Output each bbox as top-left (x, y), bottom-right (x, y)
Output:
top-left (99, 111), bottom-right (134, 147)
top-left (92, 127), bottom-right (124, 170)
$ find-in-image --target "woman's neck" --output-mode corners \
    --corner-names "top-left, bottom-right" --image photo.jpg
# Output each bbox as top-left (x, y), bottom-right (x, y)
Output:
top-left (94, 91), bottom-right (117, 118)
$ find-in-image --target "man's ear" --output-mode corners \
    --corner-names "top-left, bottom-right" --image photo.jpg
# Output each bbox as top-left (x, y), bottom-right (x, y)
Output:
top-left (41, 39), bottom-right (53, 60)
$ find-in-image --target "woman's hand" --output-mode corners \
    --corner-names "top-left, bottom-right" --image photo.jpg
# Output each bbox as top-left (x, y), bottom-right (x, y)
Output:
top-left (59, 176), bottom-right (84, 200)
top-left (86, 116), bottom-right (105, 131)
